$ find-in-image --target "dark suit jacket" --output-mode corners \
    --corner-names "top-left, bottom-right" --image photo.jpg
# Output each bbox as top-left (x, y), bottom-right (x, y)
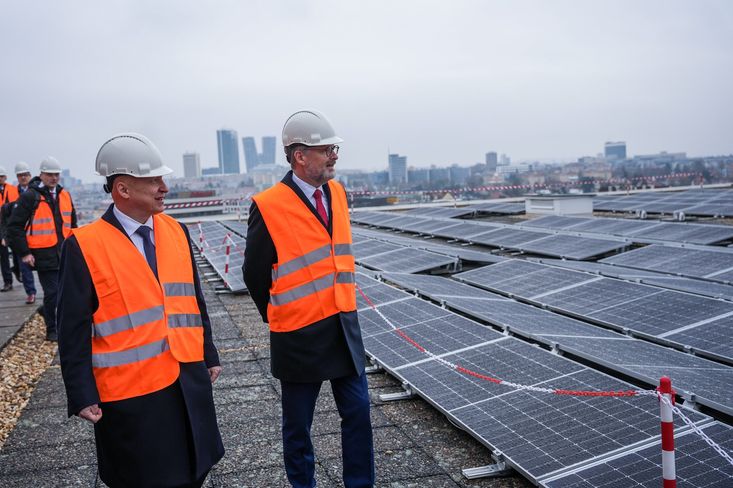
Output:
top-left (57, 205), bottom-right (223, 486)
top-left (243, 171), bottom-right (366, 382)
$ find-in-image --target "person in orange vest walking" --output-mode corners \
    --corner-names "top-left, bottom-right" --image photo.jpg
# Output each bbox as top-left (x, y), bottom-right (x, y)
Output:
top-left (0, 165), bottom-right (19, 292)
top-left (57, 133), bottom-right (224, 488)
top-left (6, 157), bottom-right (77, 341)
top-left (244, 110), bottom-right (374, 488)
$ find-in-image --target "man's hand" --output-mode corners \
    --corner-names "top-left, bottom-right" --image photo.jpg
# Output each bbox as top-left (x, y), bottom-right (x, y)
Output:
top-left (79, 404), bottom-right (103, 424)
top-left (208, 366), bottom-right (222, 383)
top-left (1, 238), bottom-right (5, 246)
top-left (21, 254), bottom-right (34, 266)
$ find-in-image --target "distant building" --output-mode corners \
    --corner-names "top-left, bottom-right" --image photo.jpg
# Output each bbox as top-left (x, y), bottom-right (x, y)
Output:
top-left (429, 166), bottom-right (450, 185)
top-left (449, 165), bottom-right (471, 186)
top-left (242, 137), bottom-right (259, 173)
top-left (500, 154), bottom-right (511, 166)
top-left (182, 152), bottom-right (201, 178)
top-left (604, 141), bottom-right (627, 160)
top-left (261, 136), bottom-right (276, 165)
top-left (217, 129), bottom-right (240, 174)
top-left (408, 167), bottom-right (429, 185)
top-left (485, 152), bottom-right (498, 173)
top-left (388, 153), bottom-right (407, 185)
top-left (202, 167), bottom-right (223, 176)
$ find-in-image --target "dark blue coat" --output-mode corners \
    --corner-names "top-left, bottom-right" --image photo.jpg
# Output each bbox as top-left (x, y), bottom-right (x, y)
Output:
top-left (243, 171), bottom-right (366, 382)
top-left (58, 205), bottom-right (224, 487)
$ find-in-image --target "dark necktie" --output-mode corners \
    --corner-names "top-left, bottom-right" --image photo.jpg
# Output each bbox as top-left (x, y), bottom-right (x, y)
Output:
top-left (135, 226), bottom-right (158, 279)
top-left (313, 189), bottom-right (329, 226)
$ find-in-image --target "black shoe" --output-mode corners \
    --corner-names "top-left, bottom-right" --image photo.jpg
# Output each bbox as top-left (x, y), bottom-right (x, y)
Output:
top-left (1, 283), bottom-right (12, 292)
top-left (45, 330), bottom-right (58, 342)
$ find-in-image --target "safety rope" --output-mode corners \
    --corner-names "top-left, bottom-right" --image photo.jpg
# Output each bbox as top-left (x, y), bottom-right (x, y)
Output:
top-left (659, 395), bottom-right (733, 468)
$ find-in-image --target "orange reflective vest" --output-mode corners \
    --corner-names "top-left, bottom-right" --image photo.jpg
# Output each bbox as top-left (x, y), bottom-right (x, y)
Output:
top-left (1, 184), bottom-right (18, 205)
top-left (26, 190), bottom-right (73, 249)
top-left (253, 180), bottom-right (356, 332)
top-left (73, 213), bottom-right (204, 402)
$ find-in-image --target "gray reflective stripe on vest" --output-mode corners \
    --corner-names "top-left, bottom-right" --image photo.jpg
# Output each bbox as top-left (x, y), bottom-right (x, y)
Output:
top-left (27, 229), bottom-right (54, 235)
top-left (333, 244), bottom-right (353, 256)
top-left (270, 272), bottom-right (336, 306)
top-left (273, 244), bottom-right (332, 281)
top-left (92, 337), bottom-right (170, 368)
top-left (168, 313), bottom-right (203, 328)
top-left (94, 305), bottom-right (165, 337)
top-left (62, 211), bottom-right (72, 216)
top-left (164, 282), bottom-right (196, 297)
top-left (33, 218), bottom-right (52, 224)
top-left (336, 272), bottom-right (355, 284)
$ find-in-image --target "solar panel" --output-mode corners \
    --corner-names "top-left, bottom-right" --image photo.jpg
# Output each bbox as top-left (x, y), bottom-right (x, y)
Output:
top-left (193, 221), bottom-right (247, 292)
top-left (601, 245), bottom-right (733, 281)
top-left (364, 314), bottom-right (503, 369)
top-left (428, 221), bottom-right (496, 239)
top-left (632, 223), bottom-right (733, 245)
top-left (455, 260), bottom-right (549, 287)
top-left (358, 248), bottom-right (458, 273)
top-left (522, 216), bottom-right (590, 230)
top-left (540, 280), bottom-right (664, 316)
top-left (543, 422), bottom-right (733, 487)
top-left (352, 239), bottom-right (402, 258)
top-left (640, 277), bottom-right (733, 301)
top-left (451, 369), bottom-right (707, 480)
top-left (518, 234), bottom-right (627, 260)
top-left (381, 272), bottom-right (498, 298)
top-left (470, 202), bottom-right (527, 214)
top-left (469, 227), bottom-right (550, 247)
top-left (663, 315), bottom-right (733, 363)
top-left (221, 220), bottom-right (248, 238)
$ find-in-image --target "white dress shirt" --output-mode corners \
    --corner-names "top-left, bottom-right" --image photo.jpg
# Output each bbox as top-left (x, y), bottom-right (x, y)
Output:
top-left (113, 205), bottom-right (155, 260)
top-left (291, 172), bottom-right (329, 219)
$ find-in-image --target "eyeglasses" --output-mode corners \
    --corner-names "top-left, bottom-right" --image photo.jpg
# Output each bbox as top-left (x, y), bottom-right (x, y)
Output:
top-left (307, 145), bottom-right (339, 157)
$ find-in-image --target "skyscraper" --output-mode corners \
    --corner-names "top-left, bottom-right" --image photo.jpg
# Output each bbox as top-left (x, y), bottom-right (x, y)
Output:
top-left (605, 141), bottom-right (627, 160)
top-left (261, 136), bottom-right (276, 165)
top-left (242, 137), bottom-right (259, 173)
top-left (485, 152), bottom-right (498, 173)
top-left (388, 153), bottom-right (407, 185)
top-left (217, 129), bottom-right (240, 174)
top-left (182, 152), bottom-right (201, 178)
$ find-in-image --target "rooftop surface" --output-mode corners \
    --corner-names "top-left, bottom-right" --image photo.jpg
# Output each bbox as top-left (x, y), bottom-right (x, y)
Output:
top-left (0, 273), bottom-right (530, 487)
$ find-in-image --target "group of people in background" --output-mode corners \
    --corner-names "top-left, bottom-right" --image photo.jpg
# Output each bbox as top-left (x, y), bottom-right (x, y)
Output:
top-left (0, 158), bottom-right (77, 341)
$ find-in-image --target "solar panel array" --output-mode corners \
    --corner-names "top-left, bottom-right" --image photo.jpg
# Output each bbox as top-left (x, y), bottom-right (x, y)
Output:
top-left (354, 273), bottom-right (719, 484)
top-left (522, 214), bottom-right (733, 245)
top-left (455, 260), bottom-right (733, 364)
top-left (188, 221), bottom-right (247, 292)
top-left (467, 201), bottom-right (526, 214)
top-left (380, 271), bottom-right (733, 417)
top-left (594, 188), bottom-right (733, 217)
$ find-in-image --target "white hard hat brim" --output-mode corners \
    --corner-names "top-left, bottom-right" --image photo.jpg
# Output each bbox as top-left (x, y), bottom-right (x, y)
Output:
top-left (300, 135), bottom-right (344, 147)
top-left (95, 164), bottom-right (174, 178)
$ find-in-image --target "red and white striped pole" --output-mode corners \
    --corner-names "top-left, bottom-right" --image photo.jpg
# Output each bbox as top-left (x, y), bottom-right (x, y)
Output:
top-left (658, 376), bottom-right (676, 488)
top-left (223, 234), bottom-right (233, 287)
top-left (197, 222), bottom-right (204, 253)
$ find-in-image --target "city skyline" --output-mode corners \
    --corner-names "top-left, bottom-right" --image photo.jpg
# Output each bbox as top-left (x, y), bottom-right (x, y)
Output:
top-left (1, 1), bottom-right (731, 183)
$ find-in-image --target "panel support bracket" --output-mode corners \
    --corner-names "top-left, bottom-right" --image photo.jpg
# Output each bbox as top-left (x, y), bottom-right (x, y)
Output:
top-left (462, 462), bottom-right (512, 479)
top-left (364, 364), bottom-right (382, 374)
top-left (378, 384), bottom-right (413, 402)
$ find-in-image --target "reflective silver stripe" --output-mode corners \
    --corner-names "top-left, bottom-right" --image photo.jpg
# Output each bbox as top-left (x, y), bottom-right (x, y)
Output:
top-left (164, 282), bottom-right (196, 296)
top-left (95, 305), bottom-right (165, 337)
top-left (33, 218), bottom-right (52, 224)
top-left (92, 338), bottom-right (169, 368)
top-left (168, 313), bottom-right (203, 328)
top-left (62, 211), bottom-right (72, 216)
top-left (336, 272), bottom-right (355, 284)
top-left (270, 273), bottom-right (335, 306)
top-left (333, 244), bottom-right (353, 256)
top-left (273, 244), bottom-right (332, 280)
top-left (27, 229), bottom-right (54, 235)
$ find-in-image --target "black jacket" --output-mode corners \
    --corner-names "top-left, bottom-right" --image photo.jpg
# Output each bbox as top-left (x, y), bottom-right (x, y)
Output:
top-left (243, 171), bottom-right (366, 382)
top-left (6, 177), bottom-right (77, 271)
top-left (57, 205), bottom-right (223, 486)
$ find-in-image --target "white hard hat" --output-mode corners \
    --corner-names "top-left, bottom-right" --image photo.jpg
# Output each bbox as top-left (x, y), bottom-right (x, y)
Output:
top-left (0, 166), bottom-right (7, 177)
top-left (15, 162), bottom-right (31, 175)
top-left (95, 133), bottom-right (173, 178)
top-left (282, 110), bottom-right (343, 147)
top-left (40, 157), bottom-right (62, 174)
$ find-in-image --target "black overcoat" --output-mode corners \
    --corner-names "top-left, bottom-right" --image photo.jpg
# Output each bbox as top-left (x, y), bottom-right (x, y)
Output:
top-left (243, 171), bottom-right (366, 382)
top-left (58, 206), bottom-right (224, 487)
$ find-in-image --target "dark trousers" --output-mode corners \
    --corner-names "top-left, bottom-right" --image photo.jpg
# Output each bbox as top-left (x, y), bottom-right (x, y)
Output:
top-left (37, 269), bottom-right (58, 333)
top-left (19, 260), bottom-right (36, 295)
top-left (281, 373), bottom-right (374, 488)
top-left (0, 244), bottom-right (11, 286)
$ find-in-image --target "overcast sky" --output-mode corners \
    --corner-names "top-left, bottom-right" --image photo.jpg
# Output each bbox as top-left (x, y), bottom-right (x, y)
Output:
top-left (1, 0), bottom-right (731, 182)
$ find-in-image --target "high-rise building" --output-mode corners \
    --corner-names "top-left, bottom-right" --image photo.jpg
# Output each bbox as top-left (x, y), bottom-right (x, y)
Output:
top-left (261, 136), bottom-right (276, 165)
top-left (182, 152), bottom-right (201, 178)
top-left (242, 137), bottom-right (259, 173)
top-left (604, 141), bottom-right (627, 160)
top-left (485, 152), bottom-right (498, 173)
top-left (388, 153), bottom-right (407, 185)
top-left (217, 129), bottom-right (240, 174)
